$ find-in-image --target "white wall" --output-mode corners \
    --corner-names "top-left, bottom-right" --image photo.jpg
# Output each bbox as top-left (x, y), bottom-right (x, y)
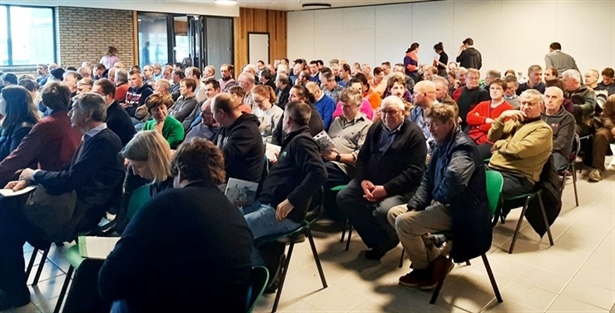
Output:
top-left (288, 0), bottom-right (615, 76)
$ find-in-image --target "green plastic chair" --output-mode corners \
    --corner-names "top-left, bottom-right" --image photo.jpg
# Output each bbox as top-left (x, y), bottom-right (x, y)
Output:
top-left (428, 170), bottom-right (504, 305)
top-left (53, 184), bottom-right (152, 313)
top-left (246, 266), bottom-right (269, 313)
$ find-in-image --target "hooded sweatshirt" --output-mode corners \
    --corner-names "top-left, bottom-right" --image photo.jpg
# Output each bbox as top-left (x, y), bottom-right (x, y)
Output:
top-left (125, 84), bottom-right (153, 117)
top-left (541, 106), bottom-right (576, 157)
top-left (456, 47), bottom-right (482, 70)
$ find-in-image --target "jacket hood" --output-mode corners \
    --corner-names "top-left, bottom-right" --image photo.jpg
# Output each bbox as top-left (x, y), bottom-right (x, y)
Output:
top-left (465, 47), bottom-right (480, 56)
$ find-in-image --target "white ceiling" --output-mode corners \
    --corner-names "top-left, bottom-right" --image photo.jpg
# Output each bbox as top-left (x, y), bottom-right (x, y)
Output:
top-left (226, 0), bottom-right (437, 11)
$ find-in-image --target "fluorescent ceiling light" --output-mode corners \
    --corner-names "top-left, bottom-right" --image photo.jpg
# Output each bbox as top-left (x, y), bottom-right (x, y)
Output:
top-left (215, 0), bottom-right (237, 4)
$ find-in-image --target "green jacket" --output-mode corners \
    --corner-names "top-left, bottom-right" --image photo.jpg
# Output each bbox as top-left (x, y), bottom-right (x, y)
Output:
top-left (143, 116), bottom-right (184, 149)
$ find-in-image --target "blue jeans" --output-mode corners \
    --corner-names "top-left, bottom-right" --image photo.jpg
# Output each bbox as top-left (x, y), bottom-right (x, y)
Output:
top-left (242, 202), bottom-right (301, 266)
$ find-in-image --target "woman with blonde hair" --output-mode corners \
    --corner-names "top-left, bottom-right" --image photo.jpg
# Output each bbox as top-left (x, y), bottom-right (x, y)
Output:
top-left (252, 84), bottom-right (282, 142)
top-left (121, 130), bottom-right (174, 194)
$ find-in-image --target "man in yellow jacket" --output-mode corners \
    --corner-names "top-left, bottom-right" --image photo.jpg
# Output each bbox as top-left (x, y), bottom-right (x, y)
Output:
top-left (487, 89), bottom-right (553, 198)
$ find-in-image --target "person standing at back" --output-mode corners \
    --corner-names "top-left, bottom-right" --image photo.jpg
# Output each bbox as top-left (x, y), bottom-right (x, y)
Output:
top-left (545, 42), bottom-right (580, 78)
top-left (456, 38), bottom-right (482, 70)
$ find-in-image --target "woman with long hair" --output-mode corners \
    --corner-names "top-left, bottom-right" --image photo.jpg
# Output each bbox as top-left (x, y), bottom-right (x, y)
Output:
top-left (100, 46), bottom-right (120, 70)
top-left (121, 130), bottom-right (174, 195)
top-left (433, 42), bottom-right (449, 77)
top-left (252, 85), bottom-right (282, 142)
top-left (0, 86), bottom-right (39, 160)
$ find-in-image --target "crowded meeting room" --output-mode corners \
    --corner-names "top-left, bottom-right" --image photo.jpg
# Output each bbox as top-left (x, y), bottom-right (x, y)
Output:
top-left (0, 0), bottom-right (613, 312)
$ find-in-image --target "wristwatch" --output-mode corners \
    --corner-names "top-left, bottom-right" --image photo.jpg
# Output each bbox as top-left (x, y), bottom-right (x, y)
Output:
top-left (335, 153), bottom-right (341, 162)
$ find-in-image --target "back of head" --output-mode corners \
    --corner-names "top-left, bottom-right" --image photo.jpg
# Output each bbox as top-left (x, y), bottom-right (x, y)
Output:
top-left (73, 92), bottom-right (108, 122)
top-left (463, 38), bottom-right (474, 46)
top-left (18, 79), bottom-right (39, 92)
top-left (116, 69), bottom-right (128, 83)
top-left (94, 78), bottom-right (116, 97)
top-left (121, 130), bottom-right (172, 183)
top-left (425, 103), bottom-right (456, 125)
top-left (42, 82), bottom-right (72, 111)
top-left (285, 101), bottom-right (311, 126)
top-left (550, 42), bottom-right (562, 50)
top-left (212, 93), bottom-right (236, 114)
top-left (433, 42), bottom-right (444, 51)
top-left (1, 85), bottom-right (38, 130)
top-left (2, 73), bottom-right (18, 85)
top-left (229, 85), bottom-right (246, 99)
top-left (172, 138), bottom-right (226, 184)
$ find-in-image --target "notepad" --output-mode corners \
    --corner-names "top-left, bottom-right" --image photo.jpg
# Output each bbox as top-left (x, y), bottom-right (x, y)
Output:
top-left (265, 143), bottom-right (281, 162)
top-left (225, 178), bottom-right (259, 207)
top-left (78, 236), bottom-right (121, 260)
top-left (0, 186), bottom-right (37, 197)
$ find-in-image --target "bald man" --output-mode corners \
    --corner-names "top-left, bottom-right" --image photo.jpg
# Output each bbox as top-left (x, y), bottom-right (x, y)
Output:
top-left (541, 87), bottom-right (576, 173)
top-left (410, 81), bottom-right (439, 152)
top-left (337, 96), bottom-right (427, 260)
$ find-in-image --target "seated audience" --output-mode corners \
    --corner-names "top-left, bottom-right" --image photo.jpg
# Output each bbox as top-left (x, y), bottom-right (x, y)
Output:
top-left (252, 85), bottom-right (283, 142)
top-left (355, 73), bottom-right (381, 110)
top-left (323, 88), bottom-right (372, 189)
top-left (562, 69), bottom-right (596, 137)
top-left (383, 74), bottom-right (413, 107)
top-left (588, 95), bottom-right (615, 182)
top-left (123, 69), bottom-right (154, 120)
top-left (99, 139), bottom-right (253, 313)
top-left (275, 73), bottom-right (292, 109)
top-left (487, 89), bottom-right (553, 199)
top-left (185, 99), bottom-right (219, 142)
top-left (0, 86), bottom-right (39, 160)
top-left (212, 93), bottom-right (264, 182)
top-left (219, 64), bottom-right (236, 93)
top-left (242, 100), bottom-right (326, 272)
top-left (320, 68), bottom-right (344, 103)
top-left (517, 65), bottom-right (546, 95)
top-left (306, 82), bottom-right (336, 130)
top-left (482, 69), bottom-right (501, 92)
top-left (142, 93), bottom-right (184, 149)
top-left (92, 78), bottom-right (136, 146)
top-left (114, 69), bottom-right (130, 103)
top-left (168, 78), bottom-right (198, 124)
top-left (229, 85), bottom-right (253, 114)
top-left (410, 81), bottom-right (439, 153)
top-left (333, 77), bottom-right (374, 120)
top-left (271, 85), bottom-right (324, 144)
top-left (0, 93), bottom-right (124, 311)
top-left (503, 75), bottom-right (521, 109)
top-left (153, 79), bottom-right (171, 99)
top-left (337, 96), bottom-right (426, 260)
top-left (596, 67), bottom-right (615, 96)
top-left (77, 77), bottom-right (94, 94)
top-left (433, 76), bottom-right (459, 117)
top-left (542, 87), bottom-right (576, 173)
top-left (0, 82), bottom-right (81, 186)
top-left (453, 68), bottom-right (490, 128)
top-left (467, 78), bottom-right (514, 159)
top-left (388, 103), bottom-right (491, 290)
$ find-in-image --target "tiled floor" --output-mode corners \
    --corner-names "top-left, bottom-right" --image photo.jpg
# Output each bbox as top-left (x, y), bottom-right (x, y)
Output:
top-left (4, 162), bottom-right (615, 313)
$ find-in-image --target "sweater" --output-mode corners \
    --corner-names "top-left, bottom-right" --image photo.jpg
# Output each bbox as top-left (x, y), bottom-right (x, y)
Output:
top-left (455, 87), bottom-right (490, 126)
top-left (99, 181), bottom-right (253, 313)
top-left (125, 84), bottom-right (154, 117)
top-left (364, 89), bottom-right (382, 110)
top-left (541, 107), bottom-right (576, 157)
top-left (106, 101), bottom-right (136, 146)
top-left (214, 113), bottom-right (264, 183)
top-left (403, 51), bottom-right (419, 77)
top-left (356, 120), bottom-right (426, 196)
top-left (0, 111), bottom-right (81, 187)
top-left (466, 100), bottom-right (514, 144)
top-left (143, 116), bottom-right (184, 149)
top-left (314, 94), bottom-right (337, 130)
top-left (258, 126), bottom-right (327, 223)
top-left (332, 99), bottom-right (374, 120)
top-left (488, 117), bottom-right (553, 183)
top-left (115, 83), bottom-right (129, 103)
top-left (168, 95), bottom-right (198, 123)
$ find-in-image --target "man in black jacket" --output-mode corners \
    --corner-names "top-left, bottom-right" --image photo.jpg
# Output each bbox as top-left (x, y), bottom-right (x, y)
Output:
top-left (212, 93), bottom-right (264, 183)
top-left (456, 38), bottom-right (482, 70)
top-left (93, 78), bottom-right (136, 146)
top-left (275, 73), bottom-right (292, 109)
top-left (0, 93), bottom-right (124, 310)
top-left (242, 101), bottom-right (327, 266)
top-left (337, 96), bottom-right (426, 260)
top-left (388, 103), bottom-right (491, 290)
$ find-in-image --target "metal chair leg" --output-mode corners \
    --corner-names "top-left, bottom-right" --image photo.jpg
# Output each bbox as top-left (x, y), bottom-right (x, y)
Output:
top-left (537, 193), bottom-right (554, 246)
top-left (272, 241), bottom-right (294, 313)
top-left (32, 248), bottom-right (50, 286)
top-left (25, 248), bottom-right (39, 281)
top-left (344, 225), bottom-right (352, 251)
top-left (465, 260), bottom-right (471, 266)
top-left (429, 256), bottom-right (450, 304)
top-left (340, 219), bottom-right (348, 242)
top-left (481, 254), bottom-right (503, 303)
top-left (306, 228), bottom-right (327, 288)
top-left (54, 265), bottom-right (74, 313)
top-left (508, 196), bottom-right (532, 254)
top-left (399, 249), bottom-right (405, 268)
top-left (571, 163), bottom-right (579, 207)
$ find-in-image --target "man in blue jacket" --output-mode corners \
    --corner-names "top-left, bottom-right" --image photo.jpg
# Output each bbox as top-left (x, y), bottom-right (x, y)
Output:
top-left (388, 103), bottom-right (492, 290)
